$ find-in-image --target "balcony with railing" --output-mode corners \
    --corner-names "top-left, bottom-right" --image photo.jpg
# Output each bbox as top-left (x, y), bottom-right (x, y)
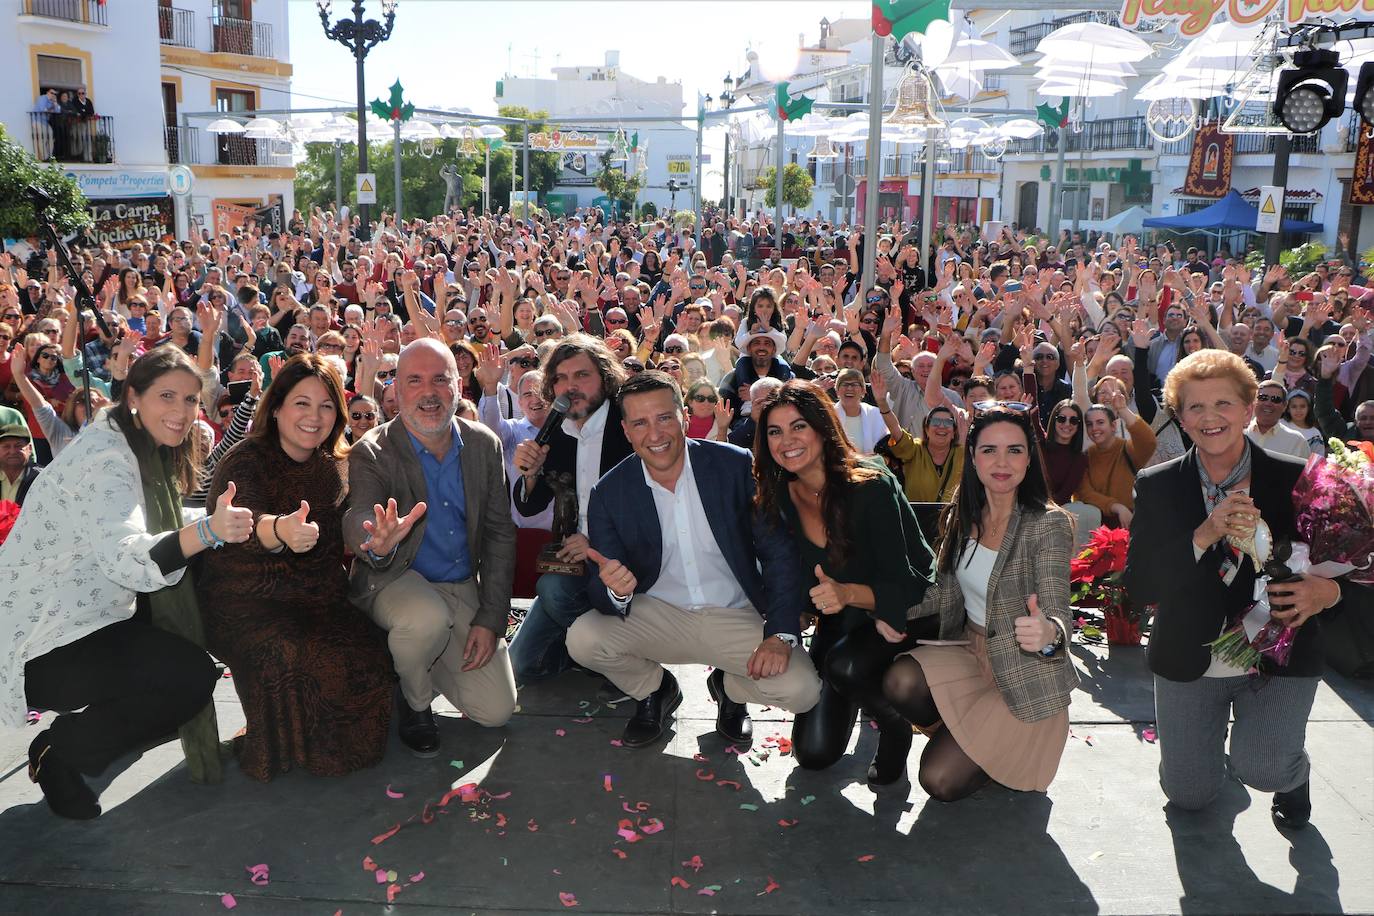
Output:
top-left (209, 14), bottom-right (272, 57)
top-left (159, 6), bottom-right (195, 48)
top-left (19, 0), bottom-right (107, 26)
top-left (880, 149), bottom-right (999, 178)
top-left (215, 135), bottom-right (291, 168)
top-left (1006, 116), bottom-right (1152, 154)
top-left (30, 112), bottom-right (114, 163)
top-left (1156, 130), bottom-right (1322, 156)
top-left (164, 125), bottom-right (200, 165)
top-left (1010, 12), bottom-right (1120, 56)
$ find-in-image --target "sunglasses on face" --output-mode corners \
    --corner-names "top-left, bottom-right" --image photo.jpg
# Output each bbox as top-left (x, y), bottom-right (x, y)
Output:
top-left (1033, 352), bottom-right (1058, 361)
top-left (3, 313), bottom-right (22, 322)
top-left (604, 318), bottom-right (627, 327)
top-left (1287, 347), bottom-right (1308, 356)
top-left (445, 319), bottom-right (466, 327)
top-left (663, 345), bottom-right (685, 354)
top-left (375, 368), bottom-right (396, 379)
top-left (927, 417), bottom-right (956, 429)
top-left (508, 356), bottom-right (537, 369)
top-left (866, 294), bottom-right (887, 305)
top-left (350, 411), bottom-right (377, 422)
top-left (1256, 393), bottom-right (1286, 404)
top-left (534, 327), bottom-right (560, 338)
top-left (37, 351), bottom-right (59, 361)
top-left (972, 399), bottom-right (1031, 414)
top-left (1054, 414), bottom-right (1081, 426)
top-left (691, 394), bottom-right (717, 404)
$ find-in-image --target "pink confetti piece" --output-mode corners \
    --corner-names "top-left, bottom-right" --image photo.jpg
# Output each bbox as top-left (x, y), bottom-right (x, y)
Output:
top-left (716, 779), bottom-right (742, 791)
top-left (778, 818), bottom-right (797, 828)
top-left (527, 819), bottom-right (540, 832)
top-left (420, 801), bottom-right (436, 824)
top-left (759, 876), bottom-right (781, 896)
top-left (487, 790), bottom-right (512, 800)
top-left (555, 729), bottom-right (566, 737)
top-left (362, 856), bottom-right (378, 872)
top-left (857, 854), bottom-right (875, 862)
top-left (559, 892), bottom-right (579, 907)
top-left (622, 801), bottom-right (650, 813)
top-left (1142, 727), bottom-right (1158, 743)
top-left (611, 849), bottom-right (628, 859)
top-left (694, 768), bottom-right (715, 781)
top-left (698, 885), bottom-right (722, 896)
top-left (692, 753), bottom-right (709, 763)
top-left (609, 739), bottom-right (623, 747)
top-left (603, 774), bottom-right (614, 792)
top-left (670, 876), bottom-right (691, 888)
top-left (1084, 735), bottom-right (1095, 747)
top-left (616, 819), bottom-right (642, 843)
top-left (384, 784), bottom-right (405, 799)
top-left (220, 894), bottom-right (237, 909)
top-left (409, 872), bottom-right (425, 883)
top-left (553, 869), bottom-right (562, 876)
top-left (375, 870), bottom-right (389, 885)
top-left (386, 884), bottom-right (402, 903)
top-left (774, 736), bottom-right (793, 755)
top-left (244, 864), bottom-right (269, 886)
top-left (370, 823), bottom-right (401, 845)
top-left (640, 818), bottom-right (665, 834)
top-left (573, 717), bottom-right (593, 724)
top-left (682, 855), bottom-right (704, 872)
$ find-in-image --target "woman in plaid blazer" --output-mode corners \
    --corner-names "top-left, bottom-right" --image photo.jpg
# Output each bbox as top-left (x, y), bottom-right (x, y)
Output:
top-left (880, 404), bottom-right (1079, 800)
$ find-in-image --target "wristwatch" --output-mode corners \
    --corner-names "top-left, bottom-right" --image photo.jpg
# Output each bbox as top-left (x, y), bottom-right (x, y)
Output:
top-left (1040, 627), bottom-right (1067, 657)
top-left (772, 633), bottom-right (799, 648)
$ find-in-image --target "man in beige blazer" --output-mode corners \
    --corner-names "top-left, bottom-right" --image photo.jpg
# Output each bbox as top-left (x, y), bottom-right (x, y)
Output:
top-left (345, 338), bottom-right (517, 757)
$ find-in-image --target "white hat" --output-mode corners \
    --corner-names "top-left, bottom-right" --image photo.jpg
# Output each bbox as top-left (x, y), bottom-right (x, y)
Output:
top-left (743, 325), bottom-right (786, 352)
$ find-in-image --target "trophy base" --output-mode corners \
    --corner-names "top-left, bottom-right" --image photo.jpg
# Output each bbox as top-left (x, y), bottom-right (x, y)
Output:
top-left (535, 544), bottom-right (587, 577)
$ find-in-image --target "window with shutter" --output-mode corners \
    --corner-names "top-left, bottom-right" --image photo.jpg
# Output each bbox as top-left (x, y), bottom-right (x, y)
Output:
top-left (37, 54), bottom-right (83, 92)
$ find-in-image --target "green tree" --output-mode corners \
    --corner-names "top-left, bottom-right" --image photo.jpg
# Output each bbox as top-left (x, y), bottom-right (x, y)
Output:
top-left (594, 153), bottom-right (643, 219)
top-left (0, 123), bottom-right (90, 239)
top-left (498, 105), bottom-right (560, 199)
top-left (756, 163), bottom-right (815, 212)
top-left (294, 135), bottom-right (517, 217)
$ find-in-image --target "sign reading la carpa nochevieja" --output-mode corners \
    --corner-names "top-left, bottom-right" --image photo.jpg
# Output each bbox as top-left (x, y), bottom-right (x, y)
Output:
top-left (80, 198), bottom-right (175, 249)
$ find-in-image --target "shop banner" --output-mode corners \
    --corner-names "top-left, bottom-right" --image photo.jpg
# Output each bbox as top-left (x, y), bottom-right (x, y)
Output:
top-left (80, 197), bottom-right (174, 248)
top-left (1182, 123), bottom-right (1233, 199)
top-left (213, 200), bottom-right (257, 236)
top-left (1352, 125), bottom-right (1374, 206)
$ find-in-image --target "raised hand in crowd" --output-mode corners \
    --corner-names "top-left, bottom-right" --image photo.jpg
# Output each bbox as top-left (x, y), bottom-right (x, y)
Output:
top-left (359, 497), bottom-right (427, 558)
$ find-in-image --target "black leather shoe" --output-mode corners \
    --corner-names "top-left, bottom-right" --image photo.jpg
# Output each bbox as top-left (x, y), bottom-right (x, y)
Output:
top-left (622, 671), bottom-right (682, 748)
top-left (28, 734), bottom-right (99, 820)
top-left (396, 700), bottom-right (440, 758)
top-left (1272, 779), bottom-right (1311, 830)
top-left (706, 669), bottom-right (753, 744)
top-left (867, 725), bottom-right (913, 786)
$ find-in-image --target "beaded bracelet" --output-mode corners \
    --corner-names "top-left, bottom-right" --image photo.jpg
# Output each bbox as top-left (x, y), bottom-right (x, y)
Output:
top-left (197, 516), bottom-right (225, 550)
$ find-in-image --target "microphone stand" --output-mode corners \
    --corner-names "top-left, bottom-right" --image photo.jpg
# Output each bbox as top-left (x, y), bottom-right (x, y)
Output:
top-left (26, 186), bottom-right (108, 427)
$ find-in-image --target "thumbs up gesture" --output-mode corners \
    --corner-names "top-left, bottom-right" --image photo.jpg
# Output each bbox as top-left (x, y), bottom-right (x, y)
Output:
top-left (210, 481), bottom-right (253, 544)
top-left (809, 564), bottom-right (849, 616)
top-left (276, 500), bottom-right (321, 554)
top-left (1014, 593), bottom-right (1058, 653)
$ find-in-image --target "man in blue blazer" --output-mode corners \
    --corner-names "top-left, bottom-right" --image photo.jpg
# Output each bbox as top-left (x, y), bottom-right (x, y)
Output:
top-left (567, 371), bottom-right (821, 748)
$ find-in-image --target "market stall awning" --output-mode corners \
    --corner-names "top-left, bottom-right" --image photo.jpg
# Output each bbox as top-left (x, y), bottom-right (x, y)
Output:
top-left (1142, 190), bottom-right (1322, 234)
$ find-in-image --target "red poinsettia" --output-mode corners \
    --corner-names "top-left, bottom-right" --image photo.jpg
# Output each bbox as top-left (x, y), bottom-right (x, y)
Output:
top-left (0, 500), bottom-right (20, 547)
top-left (1070, 526), bottom-right (1130, 584)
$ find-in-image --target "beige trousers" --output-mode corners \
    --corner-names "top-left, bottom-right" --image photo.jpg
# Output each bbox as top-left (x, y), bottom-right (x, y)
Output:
top-left (566, 594), bottom-right (821, 713)
top-left (368, 570), bottom-right (517, 727)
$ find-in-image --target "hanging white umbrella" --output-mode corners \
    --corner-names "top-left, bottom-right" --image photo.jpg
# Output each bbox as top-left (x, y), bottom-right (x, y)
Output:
top-left (206, 118), bottom-right (245, 134)
top-left (1035, 22), bottom-right (1153, 62)
top-left (1038, 76), bottom-right (1127, 97)
top-left (1036, 59), bottom-right (1138, 78)
top-left (937, 71), bottom-right (984, 101)
top-left (400, 120), bottom-right (439, 140)
top-left (995, 118), bottom-right (1044, 139)
top-left (242, 117), bottom-right (284, 139)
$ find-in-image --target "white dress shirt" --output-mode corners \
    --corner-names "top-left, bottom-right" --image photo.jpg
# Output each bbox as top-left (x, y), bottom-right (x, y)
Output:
top-left (479, 393), bottom-right (552, 530)
top-left (563, 398), bottom-right (609, 535)
top-left (1245, 421), bottom-right (1311, 460)
top-left (612, 449), bottom-right (752, 613)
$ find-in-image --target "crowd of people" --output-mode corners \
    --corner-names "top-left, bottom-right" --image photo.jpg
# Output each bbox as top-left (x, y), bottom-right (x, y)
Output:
top-left (0, 203), bottom-right (1369, 834)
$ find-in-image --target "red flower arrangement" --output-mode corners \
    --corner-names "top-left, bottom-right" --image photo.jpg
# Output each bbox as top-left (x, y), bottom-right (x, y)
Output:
top-left (0, 500), bottom-right (20, 547)
top-left (1070, 526), bottom-right (1143, 645)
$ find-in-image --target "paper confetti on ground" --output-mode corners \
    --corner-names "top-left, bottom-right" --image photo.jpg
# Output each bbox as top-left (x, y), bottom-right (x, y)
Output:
top-left (385, 785), bottom-right (405, 799)
top-left (671, 876), bottom-right (691, 888)
top-left (739, 803), bottom-right (758, 812)
top-left (603, 774), bottom-right (614, 792)
top-left (698, 885), bottom-right (722, 896)
top-left (778, 818), bottom-right (797, 828)
top-left (220, 894), bottom-right (237, 909)
top-left (1141, 726), bottom-right (1157, 743)
top-left (858, 854), bottom-right (876, 862)
top-left (362, 856), bottom-right (378, 872)
top-left (682, 855), bottom-right (704, 872)
top-left (759, 876), bottom-right (781, 895)
top-left (409, 872), bottom-right (425, 883)
top-left (640, 818), bottom-right (665, 835)
top-left (245, 863), bottom-right (269, 886)
top-left (449, 760), bottom-right (463, 769)
top-left (559, 891), bottom-right (579, 907)
top-left (370, 823), bottom-right (401, 845)
top-left (716, 779), bottom-right (742, 790)
top-left (800, 795), bottom-right (816, 805)
top-left (555, 728), bottom-right (566, 737)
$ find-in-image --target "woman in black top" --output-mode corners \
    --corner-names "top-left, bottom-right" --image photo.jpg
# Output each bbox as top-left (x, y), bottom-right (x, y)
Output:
top-left (753, 381), bottom-right (936, 783)
top-left (1125, 350), bottom-right (1366, 830)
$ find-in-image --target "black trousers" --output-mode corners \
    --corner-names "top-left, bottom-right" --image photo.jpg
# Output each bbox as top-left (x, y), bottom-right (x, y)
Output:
top-left (24, 614), bottom-right (218, 776)
top-left (791, 614), bottom-right (938, 770)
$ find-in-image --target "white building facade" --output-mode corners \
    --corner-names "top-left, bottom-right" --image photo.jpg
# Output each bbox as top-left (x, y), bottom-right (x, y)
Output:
top-left (4, 0), bottom-right (294, 246)
top-left (494, 51), bottom-right (698, 217)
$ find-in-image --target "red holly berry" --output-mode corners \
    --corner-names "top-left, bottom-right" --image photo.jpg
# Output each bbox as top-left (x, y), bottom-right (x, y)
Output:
top-left (872, 6), bottom-right (893, 36)
top-left (777, 106), bottom-right (788, 120)
top-left (391, 108), bottom-right (400, 120)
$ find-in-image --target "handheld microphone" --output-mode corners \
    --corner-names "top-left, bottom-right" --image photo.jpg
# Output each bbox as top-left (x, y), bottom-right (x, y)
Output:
top-left (534, 394), bottom-right (572, 448)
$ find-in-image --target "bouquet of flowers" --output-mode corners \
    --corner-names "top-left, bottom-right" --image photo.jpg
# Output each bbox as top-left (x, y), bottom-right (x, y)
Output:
top-left (0, 500), bottom-right (19, 547)
top-left (1209, 439), bottom-right (1374, 671)
top-left (1071, 526), bottom-right (1144, 644)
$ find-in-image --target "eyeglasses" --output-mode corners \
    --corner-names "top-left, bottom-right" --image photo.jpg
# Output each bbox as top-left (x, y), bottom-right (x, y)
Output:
top-left (972, 399), bottom-right (1031, 414)
top-left (317, 343), bottom-right (344, 353)
top-left (510, 356), bottom-right (539, 369)
top-left (375, 368), bottom-right (396, 379)
top-left (1286, 347), bottom-right (1308, 356)
top-left (2, 313), bottom-right (22, 322)
top-left (350, 411), bottom-right (377, 422)
top-left (691, 394), bottom-right (717, 404)
top-left (444, 319), bottom-right (466, 327)
top-left (866, 294), bottom-right (887, 305)
top-left (1032, 352), bottom-right (1059, 361)
top-left (604, 318), bottom-right (627, 327)
top-left (623, 361), bottom-right (644, 373)
top-left (1256, 393), bottom-right (1286, 404)
top-left (534, 327), bottom-right (560, 338)
top-left (927, 417), bottom-right (956, 429)
top-left (37, 351), bottom-right (59, 362)
top-left (659, 362), bottom-right (681, 371)
top-left (663, 345), bottom-right (685, 354)
top-left (1054, 414), bottom-right (1081, 426)
top-left (217, 408), bottom-right (233, 419)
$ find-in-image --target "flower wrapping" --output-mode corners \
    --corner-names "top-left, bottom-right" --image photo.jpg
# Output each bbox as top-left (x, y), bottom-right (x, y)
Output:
top-left (1292, 439), bottom-right (1374, 585)
top-left (0, 500), bottom-right (19, 547)
top-left (1207, 543), bottom-right (1311, 671)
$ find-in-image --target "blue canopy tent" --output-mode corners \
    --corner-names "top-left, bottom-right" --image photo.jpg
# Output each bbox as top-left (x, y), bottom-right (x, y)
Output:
top-left (1142, 190), bottom-right (1323, 240)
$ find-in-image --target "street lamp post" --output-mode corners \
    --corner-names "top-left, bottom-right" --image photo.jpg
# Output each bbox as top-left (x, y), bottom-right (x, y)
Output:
top-left (718, 74), bottom-right (738, 219)
top-left (317, 0), bottom-right (397, 241)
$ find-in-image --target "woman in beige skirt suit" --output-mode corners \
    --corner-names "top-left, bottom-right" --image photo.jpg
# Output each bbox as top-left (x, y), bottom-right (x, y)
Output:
top-left (878, 404), bottom-right (1080, 801)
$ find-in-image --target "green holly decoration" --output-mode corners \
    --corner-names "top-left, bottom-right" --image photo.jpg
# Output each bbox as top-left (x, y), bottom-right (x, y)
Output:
top-left (370, 80), bottom-right (415, 123)
top-left (871, 0), bottom-right (950, 40)
top-left (775, 82), bottom-right (814, 122)
top-left (1036, 97), bottom-right (1070, 130)
top-left (629, 131), bottom-right (639, 154)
